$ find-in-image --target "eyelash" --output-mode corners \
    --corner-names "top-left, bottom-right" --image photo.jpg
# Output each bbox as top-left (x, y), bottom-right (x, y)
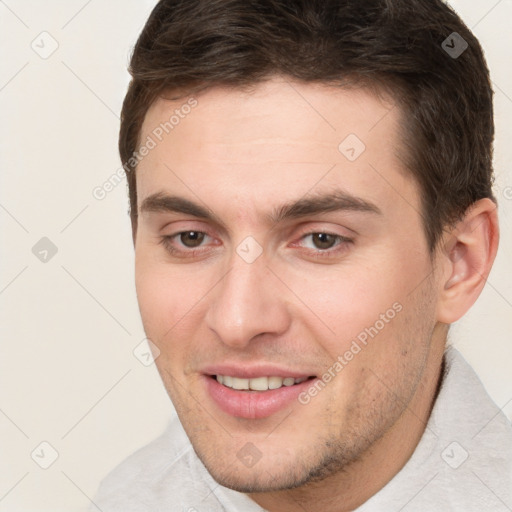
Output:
top-left (159, 230), bottom-right (353, 260)
top-left (294, 232), bottom-right (353, 258)
top-left (159, 232), bottom-right (214, 258)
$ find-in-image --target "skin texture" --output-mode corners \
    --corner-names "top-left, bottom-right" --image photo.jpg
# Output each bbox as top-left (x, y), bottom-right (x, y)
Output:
top-left (133, 77), bottom-right (499, 512)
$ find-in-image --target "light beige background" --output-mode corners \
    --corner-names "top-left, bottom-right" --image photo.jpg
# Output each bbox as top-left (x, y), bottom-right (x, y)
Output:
top-left (0, 1), bottom-right (511, 511)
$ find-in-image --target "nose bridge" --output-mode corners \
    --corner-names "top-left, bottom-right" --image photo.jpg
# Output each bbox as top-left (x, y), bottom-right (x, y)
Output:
top-left (206, 253), bottom-right (288, 347)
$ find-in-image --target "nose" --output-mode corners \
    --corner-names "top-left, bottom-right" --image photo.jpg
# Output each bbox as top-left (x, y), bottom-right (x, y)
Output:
top-left (205, 255), bottom-right (291, 349)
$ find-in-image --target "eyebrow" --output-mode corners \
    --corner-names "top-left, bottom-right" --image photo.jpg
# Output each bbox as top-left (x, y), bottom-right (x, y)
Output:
top-left (139, 190), bottom-right (381, 224)
top-left (140, 193), bottom-right (216, 220)
top-left (268, 191), bottom-right (381, 223)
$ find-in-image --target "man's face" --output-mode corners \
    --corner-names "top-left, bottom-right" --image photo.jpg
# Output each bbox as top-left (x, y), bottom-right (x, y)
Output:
top-left (134, 78), bottom-right (441, 492)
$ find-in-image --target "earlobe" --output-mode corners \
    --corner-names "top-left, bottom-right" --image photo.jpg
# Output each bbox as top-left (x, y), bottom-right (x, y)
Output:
top-left (436, 198), bottom-right (499, 324)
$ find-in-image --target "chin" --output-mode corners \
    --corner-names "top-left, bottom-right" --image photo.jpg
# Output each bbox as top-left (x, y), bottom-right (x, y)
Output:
top-left (194, 438), bottom-right (359, 494)
top-left (202, 458), bottom-right (311, 493)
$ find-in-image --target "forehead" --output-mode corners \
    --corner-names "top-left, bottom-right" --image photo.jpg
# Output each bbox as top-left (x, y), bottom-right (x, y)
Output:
top-left (137, 78), bottom-right (418, 223)
top-left (141, 79), bottom-right (397, 156)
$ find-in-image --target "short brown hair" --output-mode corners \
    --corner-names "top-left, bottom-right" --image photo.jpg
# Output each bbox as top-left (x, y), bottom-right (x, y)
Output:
top-left (119, 0), bottom-right (495, 250)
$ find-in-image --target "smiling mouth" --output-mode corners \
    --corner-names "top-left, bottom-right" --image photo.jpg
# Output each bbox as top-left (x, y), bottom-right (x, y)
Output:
top-left (212, 375), bottom-right (316, 391)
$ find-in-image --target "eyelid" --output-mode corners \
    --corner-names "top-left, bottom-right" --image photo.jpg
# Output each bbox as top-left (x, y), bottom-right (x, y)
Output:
top-left (159, 231), bottom-right (220, 260)
top-left (294, 218), bottom-right (357, 234)
top-left (296, 232), bottom-right (352, 247)
top-left (287, 226), bottom-right (354, 260)
top-left (165, 229), bottom-right (214, 248)
top-left (158, 222), bottom-right (354, 261)
top-left (292, 222), bottom-right (354, 240)
top-left (178, 230), bottom-right (210, 241)
top-left (159, 218), bottom-right (213, 234)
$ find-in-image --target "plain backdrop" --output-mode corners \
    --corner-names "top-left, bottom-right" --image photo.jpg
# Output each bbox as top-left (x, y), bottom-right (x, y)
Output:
top-left (0, 1), bottom-right (511, 511)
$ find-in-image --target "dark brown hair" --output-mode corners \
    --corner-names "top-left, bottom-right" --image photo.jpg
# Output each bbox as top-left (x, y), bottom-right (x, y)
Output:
top-left (120, 0), bottom-right (495, 250)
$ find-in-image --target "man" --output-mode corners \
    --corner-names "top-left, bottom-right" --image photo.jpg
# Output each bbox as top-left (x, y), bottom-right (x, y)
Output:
top-left (93, 0), bottom-right (512, 510)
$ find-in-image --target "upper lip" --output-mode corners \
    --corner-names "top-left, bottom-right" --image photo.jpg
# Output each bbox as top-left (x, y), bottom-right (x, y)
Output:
top-left (201, 363), bottom-right (316, 379)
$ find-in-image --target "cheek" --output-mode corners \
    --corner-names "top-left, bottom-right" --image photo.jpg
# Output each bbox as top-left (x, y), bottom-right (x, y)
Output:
top-left (282, 249), bottom-right (432, 360)
top-left (286, 264), bottom-right (407, 335)
top-left (135, 255), bottom-right (190, 335)
top-left (135, 261), bottom-right (169, 332)
top-left (134, 251), bottom-right (218, 351)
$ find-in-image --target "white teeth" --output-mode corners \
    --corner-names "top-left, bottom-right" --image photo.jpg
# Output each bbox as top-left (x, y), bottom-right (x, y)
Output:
top-left (268, 376), bottom-right (283, 390)
top-left (232, 377), bottom-right (250, 390)
top-left (249, 376), bottom-right (268, 391)
top-left (215, 375), bottom-right (310, 391)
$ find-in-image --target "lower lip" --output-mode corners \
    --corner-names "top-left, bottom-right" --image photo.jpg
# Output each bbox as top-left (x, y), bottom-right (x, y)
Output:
top-left (204, 376), bottom-right (317, 419)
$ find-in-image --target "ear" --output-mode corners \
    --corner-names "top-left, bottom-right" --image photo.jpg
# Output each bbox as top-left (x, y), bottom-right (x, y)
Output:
top-left (436, 198), bottom-right (499, 324)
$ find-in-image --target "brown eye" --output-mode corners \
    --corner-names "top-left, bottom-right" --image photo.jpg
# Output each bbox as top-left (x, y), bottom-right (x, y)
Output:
top-left (311, 233), bottom-right (337, 249)
top-left (180, 231), bottom-right (205, 247)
